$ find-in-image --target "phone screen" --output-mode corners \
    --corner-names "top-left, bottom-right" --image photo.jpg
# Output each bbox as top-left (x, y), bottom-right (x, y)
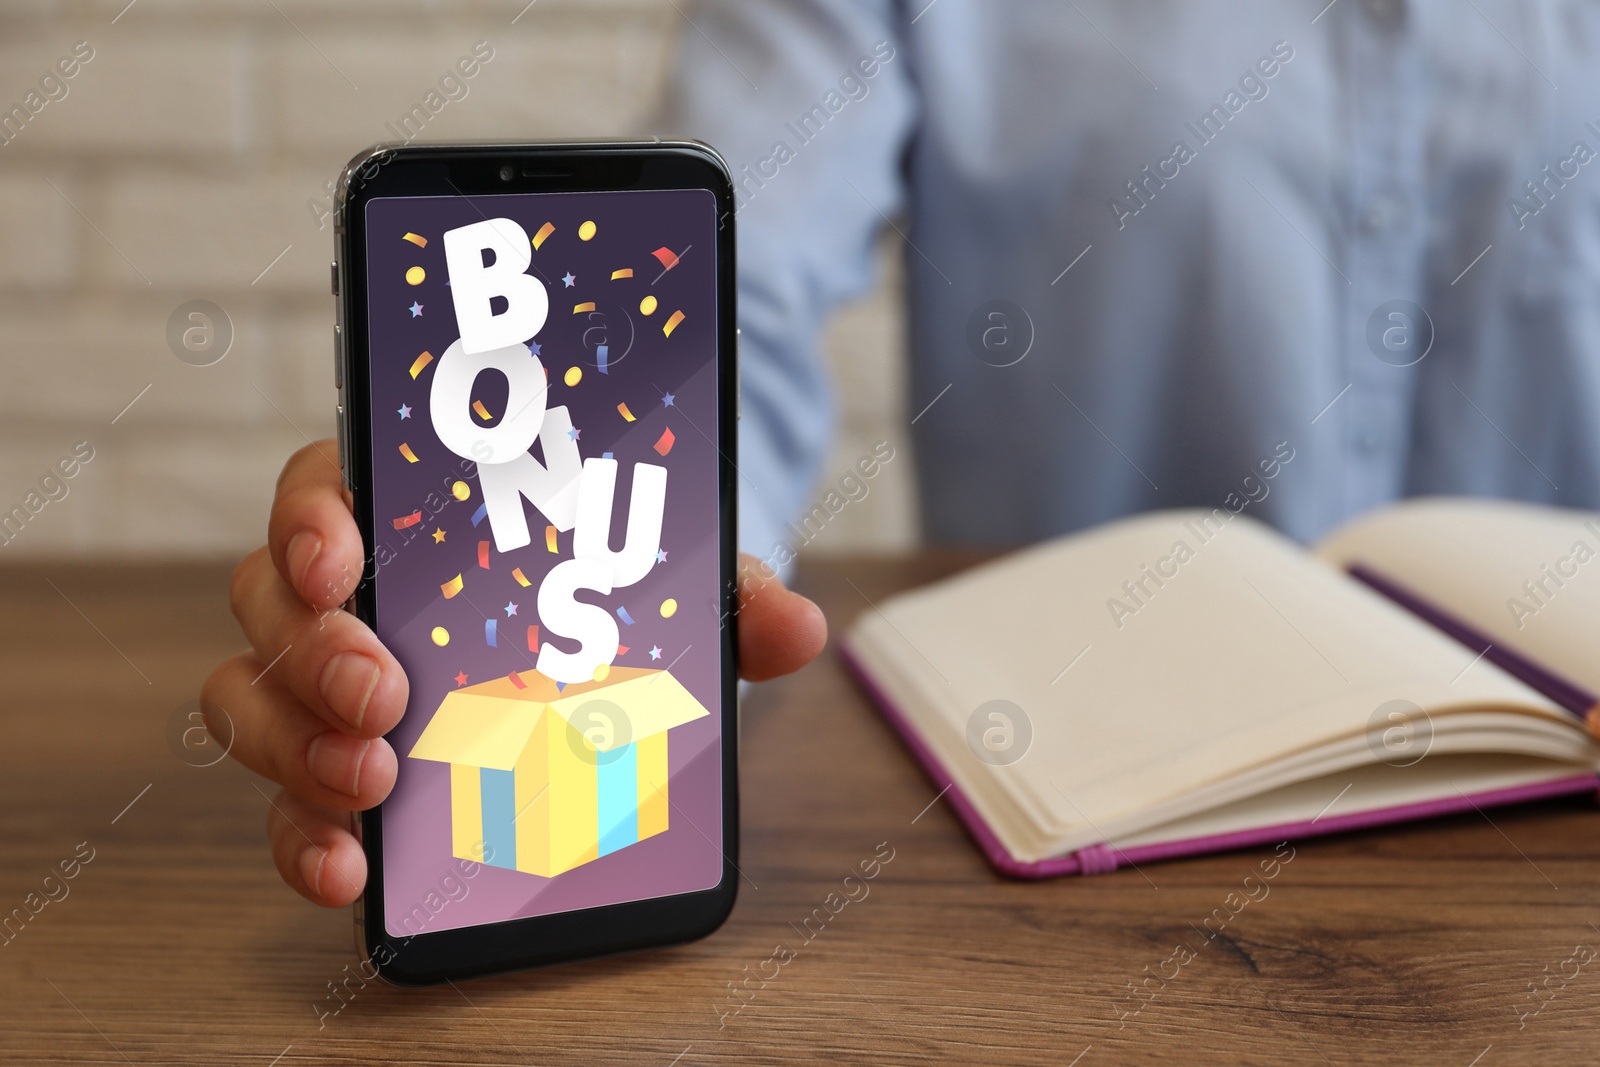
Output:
top-left (360, 189), bottom-right (724, 937)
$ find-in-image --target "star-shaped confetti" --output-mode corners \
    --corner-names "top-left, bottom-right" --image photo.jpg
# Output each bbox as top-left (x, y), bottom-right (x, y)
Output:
top-left (529, 341), bottom-right (542, 356)
top-left (454, 670), bottom-right (468, 687)
top-left (655, 549), bottom-right (667, 563)
top-left (562, 272), bottom-right (576, 288)
top-left (431, 528), bottom-right (445, 543)
top-left (566, 426), bottom-right (581, 441)
top-left (661, 391), bottom-right (676, 407)
top-left (504, 601), bottom-right (518, 617)
top-left (409, 302), bottom-right (424, 317)
top-left (649, 645), bottom-right (663, 661)
top-left (398, 404), bottom-right (411, 419)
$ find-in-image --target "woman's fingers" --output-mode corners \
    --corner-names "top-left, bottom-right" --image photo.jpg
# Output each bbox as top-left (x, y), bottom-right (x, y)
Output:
top-left (201, 652), bottom-right (398, 813)
top-left (228, 547), bottom-right (409, 738)
top-left (267, 440), bottom-right (365, 612)
top-left (735, 553), bottom-right (828, 682)
top-left (265, 787), bottom-right (369, 907)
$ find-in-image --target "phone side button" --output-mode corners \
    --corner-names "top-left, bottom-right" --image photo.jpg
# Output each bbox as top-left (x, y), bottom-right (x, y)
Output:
top-left (336, 403), bottom-right (348, 474)
top-left (333, 324), bottom-right (343, 389)
top-left (330, 261), bottom-right (339, 297)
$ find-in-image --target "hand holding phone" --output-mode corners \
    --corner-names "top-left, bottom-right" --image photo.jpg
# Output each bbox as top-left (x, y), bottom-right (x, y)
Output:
top-left (200, 143), bottom-right (826, 985)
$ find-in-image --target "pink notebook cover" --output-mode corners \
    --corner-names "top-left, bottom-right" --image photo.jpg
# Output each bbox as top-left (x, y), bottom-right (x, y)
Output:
top-left (838, 564), bottom-right (1600, 879)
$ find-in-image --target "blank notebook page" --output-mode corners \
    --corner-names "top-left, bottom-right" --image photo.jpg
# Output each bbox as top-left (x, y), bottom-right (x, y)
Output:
top-left (852, 511), bottom-right (1565, 844)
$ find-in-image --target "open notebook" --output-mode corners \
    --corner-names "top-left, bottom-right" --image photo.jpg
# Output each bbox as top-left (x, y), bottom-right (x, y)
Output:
top-left (840, 498), bottom-right (1600, 877)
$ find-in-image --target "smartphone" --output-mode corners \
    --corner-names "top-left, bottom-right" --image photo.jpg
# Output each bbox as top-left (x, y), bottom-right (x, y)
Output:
top-left (333, 142), bottom-right (739, 984)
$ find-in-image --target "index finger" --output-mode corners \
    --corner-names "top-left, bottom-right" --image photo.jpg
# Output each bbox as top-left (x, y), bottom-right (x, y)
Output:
top-left (268, 440), bottom-right (366, 612)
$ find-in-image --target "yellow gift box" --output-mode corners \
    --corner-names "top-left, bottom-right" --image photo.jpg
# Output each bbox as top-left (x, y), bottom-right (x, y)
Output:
top-left (408, 667), bottom-right (710, 877)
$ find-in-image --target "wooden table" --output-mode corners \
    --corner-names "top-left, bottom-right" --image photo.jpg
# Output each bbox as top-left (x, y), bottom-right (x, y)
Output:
top-left (3, 556), bottom-right (1598, 1066)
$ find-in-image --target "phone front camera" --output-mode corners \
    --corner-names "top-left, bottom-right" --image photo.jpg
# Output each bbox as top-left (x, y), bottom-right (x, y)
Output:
top-left (498, 164), bottom-right (514, 182)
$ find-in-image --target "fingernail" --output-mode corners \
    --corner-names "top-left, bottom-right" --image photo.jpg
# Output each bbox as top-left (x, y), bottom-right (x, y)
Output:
top-left (307, 733), bottom-right (370, 798)
top-left (319, 652), bottom-right (380, 729)
top-left (300, 845), bottom-right (328, 899)
top-left (286, 531), bottom-right (322, 601)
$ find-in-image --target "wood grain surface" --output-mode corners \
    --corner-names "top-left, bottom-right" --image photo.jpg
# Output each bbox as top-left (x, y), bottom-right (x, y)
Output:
top-left (1, 556), bottom-right (1597, 1066)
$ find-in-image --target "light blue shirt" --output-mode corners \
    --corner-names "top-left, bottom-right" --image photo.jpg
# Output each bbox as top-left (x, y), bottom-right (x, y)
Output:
top-left (658, 0), bottom-right (1600, 560)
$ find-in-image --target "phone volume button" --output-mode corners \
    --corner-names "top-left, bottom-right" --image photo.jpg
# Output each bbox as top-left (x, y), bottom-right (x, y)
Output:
top-left (333, 324), bottom-right (344, 390)
top-left (336, 403), bottom-right (348, 474)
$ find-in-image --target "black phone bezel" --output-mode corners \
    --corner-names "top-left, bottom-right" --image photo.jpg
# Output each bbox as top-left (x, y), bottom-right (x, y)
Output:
top-left (334, 141), bottom-right (739, 986)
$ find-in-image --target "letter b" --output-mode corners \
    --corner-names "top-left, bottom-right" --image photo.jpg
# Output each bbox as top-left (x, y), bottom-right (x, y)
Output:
top-left (443, 218), bottom-right (548, 355)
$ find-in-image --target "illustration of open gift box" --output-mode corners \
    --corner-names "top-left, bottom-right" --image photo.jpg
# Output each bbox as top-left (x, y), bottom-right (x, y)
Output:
top-left (408, 667), bottom-right (710, 877)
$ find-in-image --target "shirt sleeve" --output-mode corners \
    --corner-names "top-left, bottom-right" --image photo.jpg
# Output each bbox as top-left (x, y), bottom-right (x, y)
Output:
top-left (650, 0), bottom-right (916, 571)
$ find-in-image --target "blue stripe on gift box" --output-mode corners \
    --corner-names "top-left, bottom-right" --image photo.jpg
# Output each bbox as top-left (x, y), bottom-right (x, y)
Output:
top-left (480, 767), bottom-right (517, 871)
top-left (596, 742), bottom-right (638, 857)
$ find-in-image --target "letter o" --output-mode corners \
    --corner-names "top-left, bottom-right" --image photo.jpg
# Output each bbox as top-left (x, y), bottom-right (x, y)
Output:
top-left (429, 338), bottom-right (547, 465)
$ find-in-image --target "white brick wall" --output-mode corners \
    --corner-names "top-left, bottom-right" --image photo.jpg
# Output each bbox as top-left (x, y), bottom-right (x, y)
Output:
top-left (0, 0), bottom-right (914, 560)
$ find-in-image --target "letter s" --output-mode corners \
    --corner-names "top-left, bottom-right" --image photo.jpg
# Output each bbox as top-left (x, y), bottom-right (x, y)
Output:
top-left (536, 558), bottom-right (620, 683)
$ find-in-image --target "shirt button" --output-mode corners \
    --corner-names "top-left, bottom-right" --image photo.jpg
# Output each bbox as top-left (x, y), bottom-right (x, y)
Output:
top-left (1363, 0), bottom-right (1406, 28)
top-left (1359, 193), bottom-right (1406, 233)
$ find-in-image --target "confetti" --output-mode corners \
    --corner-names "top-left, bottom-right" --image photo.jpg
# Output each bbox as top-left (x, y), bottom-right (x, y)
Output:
top-left (392, 510), bottom-right (422, 530)
top-left (409, 351), bottom-right (434, 379)
top-left (596, 345), bottom-right (609, 375)
top-left (651, 246), bottom-right (680, 271)
top-left (477, 540), bottom-right (490, 570)
top-left (564, 366), bottom-right (582, 387)
top-left (610, 268), bottom-right (633, 280)
top-left (662, 310), bottom-right (685, 338)
top-left (531, 222), bottom-right (555, 250)
top-left (451, 480), bottom-right (470, 501)
top-left (617, 606), bottom-right (635, 625)
top-left (473, 399), bottom-right (493, 421)
top-left (511, 567), bottom-right (531, 587)
top-left (639, 295), bottom-right (658, 315)
top-left (485, 619), bottom-right (498, 647)
top-left (431, 626), bottom-right (450, 646)
top-left (578, 220), bottom-right (597, 241)
top-left (508, 670), bottom-right (527, 689)
top-left (432, 528), bottom-right (445, 543)
top-left (545, 525), bottom-right (558, 553)
top-left (618, 402), bottom-right (637, 422)
top-left (592, 663), bottom-right (610, 682)
top-left (441, 574), bottom-right (464, 599)
top-left (471, 502), bottom-right (488, 527)
top-left (617, 644), bottom-right (630, 655)
top-left (402, 232), bottom-right (428, 247)
top-left (555, 682), bottom-right (566, 693)
top-left (573, 301), bottom-right (596, 314)
top-left (660, 598), bottom-right (678, 618)
top-left (653, 426), bottom-right (676, 456)
top-left (399, 442), bottom-right (420, 463)
top-left (527, 625), bottom-right (539, 652)
top-left (455, 670), bottom-right (469, 687)
top-left (409, 302), bottom-right (424, 318)
top-left (406, 266), bottom-right (426, 286)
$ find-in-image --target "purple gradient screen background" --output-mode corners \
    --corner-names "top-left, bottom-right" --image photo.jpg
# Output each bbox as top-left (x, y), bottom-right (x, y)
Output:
top-left (362, 189), bottom-right (723, 937)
